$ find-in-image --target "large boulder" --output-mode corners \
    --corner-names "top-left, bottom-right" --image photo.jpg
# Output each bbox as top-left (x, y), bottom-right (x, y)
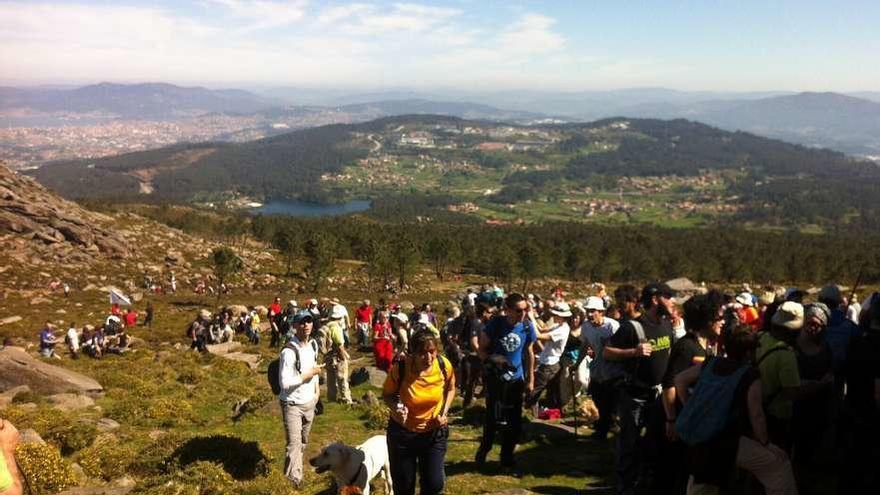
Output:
top-left (222, 352), bottom-right (261, 370)
top-left (205, 341), bottom-right (242, 355)
top-left (0, 346), bottom-right (103, 395)
top-left (665, 277), bottom-right (697, 294)
top-left (0, 384), bottom-right (30, 409)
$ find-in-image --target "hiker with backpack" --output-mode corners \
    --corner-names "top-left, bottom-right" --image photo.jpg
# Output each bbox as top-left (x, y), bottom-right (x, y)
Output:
top-left (382, 328), bottom-right (455, 495)
top-left (674, 325), bottom-right (796, 495)
top-left (458, 303), bottom-right (492, 407)
top-left (658, 290), bottom-right (724, 494)
top-left (324, 304), bottom-right (353, 405)
top-left (756, 301), bottom-right (804, 452)
top-left (475, 293), bottom-right (537, 469)
top-left (275, 310), bottom-right (323, 489)
top-left (791, 303), bottom-right (833, 481)
top-left (604, 282), bottom-right (676, 495)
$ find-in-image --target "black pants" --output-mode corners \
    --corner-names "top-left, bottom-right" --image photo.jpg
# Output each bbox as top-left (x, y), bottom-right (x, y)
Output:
top-left (589, 379), bottom-right (618, 436)
top-left (459, 354), bottom-right (482, 407)
top-left (526, 363), bottom-right (561, 409)
top-left (479, 376), bottom-right (524, 464)
top-left (387, 420), bottom-right (448, 495)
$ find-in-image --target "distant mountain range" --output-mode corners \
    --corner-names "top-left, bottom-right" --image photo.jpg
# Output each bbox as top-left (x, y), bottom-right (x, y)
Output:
top-left (262, 87), bottom-right (880, 156)
top-left (0, 82), bottom-right (281, 118)
top-left (2, 82), bottom-right (879, 156)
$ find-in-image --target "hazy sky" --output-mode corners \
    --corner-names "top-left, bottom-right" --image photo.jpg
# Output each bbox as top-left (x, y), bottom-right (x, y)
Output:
top-left (2, 0), bottom-right (878, 91)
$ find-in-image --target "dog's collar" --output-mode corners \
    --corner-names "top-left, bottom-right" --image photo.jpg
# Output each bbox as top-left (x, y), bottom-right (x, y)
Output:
top-left (347, 463), bottom-right (365, 487)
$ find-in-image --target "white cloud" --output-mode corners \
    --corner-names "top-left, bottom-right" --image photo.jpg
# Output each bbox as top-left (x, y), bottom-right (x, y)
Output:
top-left (328, 2), bottom-right (463, 35)
top-left (0, 2), bottom-right (589, 89)
top-left (497, 13), bottom-right (564, 56)
top-left (207, 0), bottom-right (308, 31)
top-left (317, 3), bottom-right (375, 25)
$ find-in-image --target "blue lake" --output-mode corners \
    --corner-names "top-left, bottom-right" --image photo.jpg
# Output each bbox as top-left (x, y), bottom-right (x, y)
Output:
top-left (254, 199), bottom-right (371, 217)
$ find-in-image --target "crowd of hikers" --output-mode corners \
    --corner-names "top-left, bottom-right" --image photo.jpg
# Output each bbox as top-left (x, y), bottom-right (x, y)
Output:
top-left (263, 282), bottom-right (879, 495)
top-left (12, 280), bottom-right (879, 495)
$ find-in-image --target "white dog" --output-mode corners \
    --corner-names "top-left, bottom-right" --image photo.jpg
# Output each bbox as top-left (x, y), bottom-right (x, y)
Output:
top-left (309, 435), bottom-right (393, 495)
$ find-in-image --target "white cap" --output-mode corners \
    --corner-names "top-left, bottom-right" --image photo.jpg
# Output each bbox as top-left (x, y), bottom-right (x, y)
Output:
top-left (584, 296), bottom-right (605, 311)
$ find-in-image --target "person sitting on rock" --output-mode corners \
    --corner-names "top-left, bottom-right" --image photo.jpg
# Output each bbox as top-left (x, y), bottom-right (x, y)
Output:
top-left (81, 325), bottom-right (102, 358)
top-left (39, 321), bottom-right (58, 358)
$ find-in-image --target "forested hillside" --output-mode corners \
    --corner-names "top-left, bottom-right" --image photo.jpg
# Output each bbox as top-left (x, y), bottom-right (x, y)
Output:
top-left (29, 115), bottom-right (880, 232)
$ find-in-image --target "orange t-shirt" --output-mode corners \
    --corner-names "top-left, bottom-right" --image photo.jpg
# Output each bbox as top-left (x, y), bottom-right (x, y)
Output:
top-left (383, 355), bottom-right (454, 432)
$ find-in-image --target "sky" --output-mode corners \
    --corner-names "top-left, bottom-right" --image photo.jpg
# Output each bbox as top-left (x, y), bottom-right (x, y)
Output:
top-left (1, 0), bottom-right (878, 92)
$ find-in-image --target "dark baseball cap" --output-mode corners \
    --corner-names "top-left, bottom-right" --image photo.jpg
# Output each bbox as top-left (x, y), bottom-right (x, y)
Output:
top-left (641, 282), bottom-right (675, 305)
top-left (293, 310), bottom-right (314, 324)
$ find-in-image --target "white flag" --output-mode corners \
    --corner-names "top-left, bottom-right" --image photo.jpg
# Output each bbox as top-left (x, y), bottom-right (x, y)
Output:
top-left (109, 288), bottom-right (132, 306)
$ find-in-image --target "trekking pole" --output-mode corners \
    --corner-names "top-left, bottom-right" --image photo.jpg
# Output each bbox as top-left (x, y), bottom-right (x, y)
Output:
top-left (850, 262), bottom-right (867, 306)
top-left (569, 366), bottom-right (578, 437)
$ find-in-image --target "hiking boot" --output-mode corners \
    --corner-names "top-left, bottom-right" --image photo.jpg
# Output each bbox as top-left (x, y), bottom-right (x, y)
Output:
top-left (474, 449), bottom-right (488, 465)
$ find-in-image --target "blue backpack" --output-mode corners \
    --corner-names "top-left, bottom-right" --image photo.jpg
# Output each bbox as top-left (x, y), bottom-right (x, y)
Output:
top-left (675, 358), bottom-right (750, 445)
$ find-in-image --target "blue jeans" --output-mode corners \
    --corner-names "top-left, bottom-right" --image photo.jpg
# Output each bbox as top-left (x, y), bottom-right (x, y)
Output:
top-left (386, 420), bottom-right (448, 495)
top-left (616, 389), bottom-right (662, 495)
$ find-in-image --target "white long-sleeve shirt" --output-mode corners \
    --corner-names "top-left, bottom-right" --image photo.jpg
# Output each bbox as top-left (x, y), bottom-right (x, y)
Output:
top-left (279, 336), bottom-right (319, 404)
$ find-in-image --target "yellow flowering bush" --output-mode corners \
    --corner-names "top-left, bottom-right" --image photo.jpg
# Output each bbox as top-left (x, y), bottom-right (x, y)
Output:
top-left (2, 405), bottom-right (71, 436)
top-left (14, 442), bottom-right (76, 495)
top-left (175, 461), bottom-right (234, 495)
top-left (147, 397), bottom-right (194, 427)
top-left (130, 432), bottom-right (191, 476)
top-left (45, 422), bottom-right (98, 455)
top-left (75, 438), bottom-right (137, 481)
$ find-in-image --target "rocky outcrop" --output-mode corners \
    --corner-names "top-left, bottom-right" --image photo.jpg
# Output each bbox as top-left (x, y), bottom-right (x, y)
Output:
top-left (0, 346), bottom-right (103, 395)
top-left (0, 165), bottom-right (127, 257)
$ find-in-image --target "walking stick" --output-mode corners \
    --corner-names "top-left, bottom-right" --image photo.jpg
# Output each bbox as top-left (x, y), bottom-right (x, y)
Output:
top-left (569, 365), bottom-right (579, 437)
top-left (850, 262), bottom-right (866, 307)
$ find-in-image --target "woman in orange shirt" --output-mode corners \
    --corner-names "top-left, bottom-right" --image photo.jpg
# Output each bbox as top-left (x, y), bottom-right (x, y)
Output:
top-left (382, 329), bottom-right (455, 495)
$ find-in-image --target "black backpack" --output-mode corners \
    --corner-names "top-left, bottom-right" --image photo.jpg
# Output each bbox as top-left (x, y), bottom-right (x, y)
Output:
top-left (268, 339), bottom-right (319, 396)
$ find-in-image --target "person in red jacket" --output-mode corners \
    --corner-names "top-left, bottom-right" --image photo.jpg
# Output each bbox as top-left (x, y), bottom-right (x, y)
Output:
top-left (356, 299), bottom-right (374, 348)
top-left (123, 308), bottom-right (138, 328)
top-left (372, 311), bottom-right (395, 371)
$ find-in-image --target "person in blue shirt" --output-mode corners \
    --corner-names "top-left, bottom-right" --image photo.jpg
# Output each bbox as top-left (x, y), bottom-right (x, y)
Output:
top-left (476, 293), bottom-right (536, 468)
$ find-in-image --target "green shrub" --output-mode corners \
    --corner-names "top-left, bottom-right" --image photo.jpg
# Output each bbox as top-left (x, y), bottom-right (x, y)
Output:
top-left (236, 469), bottom-right (294, 495)
top-left (14, 443), bottom-right (76, 495)
top-left (176, 367), bottom-right (206, 385)
top-left (76, 438), bottom-right (137, 481)
top-left (147, 397), bottom-right (194, 427)
top-left (131, 433), bottom-right (192, 477)
top-left (2, 405), bottom-right (69, 436)
top-left (45, 422), bottom-right (98, 455)
top-left (175, 461), bottom-right (234, 495)
top-left (360, 402), bottom-right (390, 430)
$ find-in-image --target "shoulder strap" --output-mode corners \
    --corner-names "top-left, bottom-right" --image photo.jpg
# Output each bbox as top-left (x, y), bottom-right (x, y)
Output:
top-left (437, 356), bottom-right (450, 417)
top-left (756, 343), bottom-right (789, 366)
top-left (289, 344), bottom-right (302, 373)
top-left (396, 359), bottom-right (406, 395)
top-left (630, 320), bottom-right (646, 342)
